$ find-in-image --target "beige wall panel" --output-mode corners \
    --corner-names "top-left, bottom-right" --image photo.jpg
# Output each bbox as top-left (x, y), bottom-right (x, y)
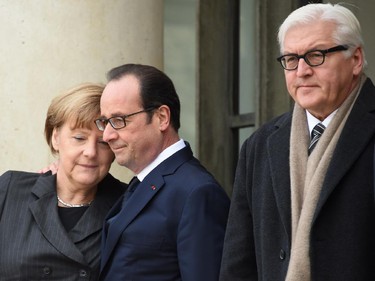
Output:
top-left (0, 0), bottom-right (163, 183)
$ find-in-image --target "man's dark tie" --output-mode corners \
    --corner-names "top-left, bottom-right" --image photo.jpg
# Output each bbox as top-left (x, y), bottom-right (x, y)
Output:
top-left (123, 176), bottom-right (140, 202)
top-left (105, 176), bottom-right (140, 229)
top-left (308, 123), bottom-right (326, 155)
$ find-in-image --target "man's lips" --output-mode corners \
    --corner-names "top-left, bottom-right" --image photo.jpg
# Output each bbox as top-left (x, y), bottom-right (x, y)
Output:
top-left (297, 84), bottom-right (315, 88)
top-left (109, 144), bottom-right (126, 152)
top-left (296, 85), bottom-right (318, 93)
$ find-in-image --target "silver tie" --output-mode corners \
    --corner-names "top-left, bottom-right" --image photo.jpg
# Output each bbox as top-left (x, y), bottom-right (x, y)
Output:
top-left (308, 123), bottom-right (326, 155)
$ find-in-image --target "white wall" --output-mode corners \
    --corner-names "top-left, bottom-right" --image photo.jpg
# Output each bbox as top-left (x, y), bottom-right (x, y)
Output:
top-left (0, 0), bottom-right (163, 183)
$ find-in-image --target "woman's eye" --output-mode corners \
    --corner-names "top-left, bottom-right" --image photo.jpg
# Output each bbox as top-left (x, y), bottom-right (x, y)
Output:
top-left (73, 136), bottom-right (85, 141)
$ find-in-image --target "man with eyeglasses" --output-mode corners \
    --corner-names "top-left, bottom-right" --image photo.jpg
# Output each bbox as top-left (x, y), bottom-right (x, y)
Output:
top-left (220, 3), bottom-right (375, 281)
top-left (97, 63), bottom-right (230, 281)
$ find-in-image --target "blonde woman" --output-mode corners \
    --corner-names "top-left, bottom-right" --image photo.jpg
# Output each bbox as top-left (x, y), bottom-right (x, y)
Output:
top-left (0, 83), bottom-right (126, 280)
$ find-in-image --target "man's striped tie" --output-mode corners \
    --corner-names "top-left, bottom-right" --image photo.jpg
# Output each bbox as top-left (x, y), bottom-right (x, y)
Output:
top-left (308, 123), bottom-right (326, 155)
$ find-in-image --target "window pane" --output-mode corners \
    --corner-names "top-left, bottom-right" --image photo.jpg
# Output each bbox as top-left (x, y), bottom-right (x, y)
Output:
top-left (239, 127), bottom-right (255, 153)
top-left (164, 0), bottom-right (196, 153)
top-left (239, 0), bottom-right (256, 115)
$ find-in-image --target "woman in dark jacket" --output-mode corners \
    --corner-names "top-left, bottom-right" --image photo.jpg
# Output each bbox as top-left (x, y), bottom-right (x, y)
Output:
top-left (0, 83), bottom-right (126, 280)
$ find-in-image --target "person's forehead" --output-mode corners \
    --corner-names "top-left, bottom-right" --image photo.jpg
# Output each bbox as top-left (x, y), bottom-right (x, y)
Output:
top-left (283, 21), bottom-right (336, 51)
top-left (101, 76), bottom-right (142, 115)
top-left (105, 75), bottom-right (140, 95)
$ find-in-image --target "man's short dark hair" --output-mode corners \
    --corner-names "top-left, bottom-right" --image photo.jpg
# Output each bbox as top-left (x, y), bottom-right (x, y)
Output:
top-left (107, 63), bottom-right (181, 131)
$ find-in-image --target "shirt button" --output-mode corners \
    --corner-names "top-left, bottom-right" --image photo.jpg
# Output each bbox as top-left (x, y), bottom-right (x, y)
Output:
top-left (279, 249), bottom-right (286, 260)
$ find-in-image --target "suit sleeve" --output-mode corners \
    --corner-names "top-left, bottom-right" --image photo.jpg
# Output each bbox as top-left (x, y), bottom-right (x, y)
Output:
top-left (177, 181), bottom-right (230, 281)
top-left (219, 137), bottom-right (258, 281)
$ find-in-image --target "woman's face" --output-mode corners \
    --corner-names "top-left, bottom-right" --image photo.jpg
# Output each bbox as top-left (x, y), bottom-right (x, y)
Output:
top-left (52, 120), bottom-right (114, 191)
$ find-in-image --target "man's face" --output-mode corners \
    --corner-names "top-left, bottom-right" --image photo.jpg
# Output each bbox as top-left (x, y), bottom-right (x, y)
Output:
top-left (283, 21), bottom-right (363, 120)
top-left (100, 75), bottom-right (163, 174)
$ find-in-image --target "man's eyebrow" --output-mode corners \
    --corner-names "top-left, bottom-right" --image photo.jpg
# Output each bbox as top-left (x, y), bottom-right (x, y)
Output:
top-left (99, 112), bottom-right (125, 118)
top-left (283, 45), bottom-right (327, 54)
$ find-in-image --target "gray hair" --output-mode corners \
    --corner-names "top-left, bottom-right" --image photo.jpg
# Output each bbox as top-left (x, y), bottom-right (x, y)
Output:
top-left (277, 3), bottom-right (367, 68)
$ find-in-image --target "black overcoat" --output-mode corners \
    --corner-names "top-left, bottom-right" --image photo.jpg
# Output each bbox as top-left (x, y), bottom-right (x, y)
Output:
top-left (220, 78), bottom-right (375, 280)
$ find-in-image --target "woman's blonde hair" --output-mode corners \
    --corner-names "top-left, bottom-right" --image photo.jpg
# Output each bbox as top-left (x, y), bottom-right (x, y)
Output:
top-left (44, 83), bottom-right (105, 155)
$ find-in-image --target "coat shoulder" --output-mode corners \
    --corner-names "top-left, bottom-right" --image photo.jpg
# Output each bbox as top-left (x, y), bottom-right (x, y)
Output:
top-left (242, 111), bottom-right (292, 149)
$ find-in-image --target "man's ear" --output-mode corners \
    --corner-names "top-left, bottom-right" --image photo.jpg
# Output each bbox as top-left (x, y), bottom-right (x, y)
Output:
top-left (156, 105), bottom-right (171, 131)
top-left (352, 46), bottom-right (364, 76)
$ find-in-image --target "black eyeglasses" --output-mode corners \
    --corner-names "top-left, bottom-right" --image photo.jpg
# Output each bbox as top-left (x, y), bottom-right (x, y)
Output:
top-left (276, 45), bottom-right (349, 70)
top-left (95, 107), bottom-right (156, 131)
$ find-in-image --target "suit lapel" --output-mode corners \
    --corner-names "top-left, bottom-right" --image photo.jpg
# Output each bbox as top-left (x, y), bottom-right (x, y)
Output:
top-left (101, 143), bottom-right (194, 269)
top-left (101, 175), bottom-right (164, 266)
top-left (101, 194), bottom-right (123, 250)
top-left (268, 114), bottom-right (293, 241)
top-left (29, 175), bottom-right (86, 264)
top-left (314, 78), bottom-right (375, 219)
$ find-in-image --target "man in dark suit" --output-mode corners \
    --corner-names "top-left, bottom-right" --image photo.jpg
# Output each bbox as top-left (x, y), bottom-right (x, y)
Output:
top-left (95, 63), bottom-right (230, 281)
top-left (220, 3), bottom-right (375, 281)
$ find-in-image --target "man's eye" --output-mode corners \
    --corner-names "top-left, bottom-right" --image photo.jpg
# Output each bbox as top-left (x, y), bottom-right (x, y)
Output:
top-left (111, 117), bottom-right (125, 127)
top-left (308, 52), bottom-right (323, 58)
top-left (285, 56), bottom-right (297, 63)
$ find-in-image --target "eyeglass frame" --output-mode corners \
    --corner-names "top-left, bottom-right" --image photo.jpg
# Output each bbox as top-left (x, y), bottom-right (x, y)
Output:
top-left (94, 107), bottom-right (157, 131)
top-left (276, 45), bottom-right (349, 70)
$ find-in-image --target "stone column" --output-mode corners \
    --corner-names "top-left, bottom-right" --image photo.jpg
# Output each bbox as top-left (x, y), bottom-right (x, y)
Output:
top-left (0, 0), bottom-right (163, 182)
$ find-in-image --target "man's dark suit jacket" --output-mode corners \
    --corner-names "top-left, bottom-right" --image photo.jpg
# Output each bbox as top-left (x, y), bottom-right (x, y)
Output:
top-left (100, 144), bottom-right (230, 281)
top-left (220, 78), bottom-right (375, 281)
top-left (0, 171), bottom-right (125, 280)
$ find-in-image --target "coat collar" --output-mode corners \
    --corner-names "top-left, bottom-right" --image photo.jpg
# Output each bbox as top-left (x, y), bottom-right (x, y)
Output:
top-left (267, 113), bottom-right (293, 241)
top-left (29, 174), bottom-right (87, 264)
top-left (314, 77), bottom-right (375, 219)
top-left (30, 173), bottom-right (124, 265)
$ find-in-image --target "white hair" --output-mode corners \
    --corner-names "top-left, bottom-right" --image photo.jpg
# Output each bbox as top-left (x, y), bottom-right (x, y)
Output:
top-left (277, 3), bottom-right (367, 68)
